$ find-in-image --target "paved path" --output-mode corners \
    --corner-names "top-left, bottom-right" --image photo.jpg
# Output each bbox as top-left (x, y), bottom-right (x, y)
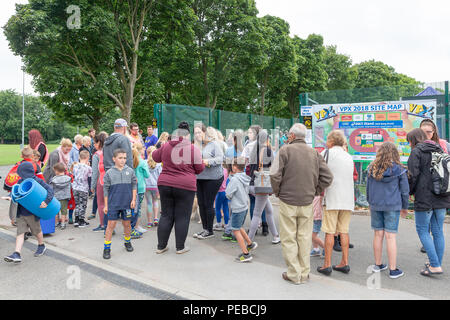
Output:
top-left (0, 165), bottom-right (448, 300)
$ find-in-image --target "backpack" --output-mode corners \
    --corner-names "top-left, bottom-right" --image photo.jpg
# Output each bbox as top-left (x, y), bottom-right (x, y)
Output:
top-left (430, 151), bottom-right (450, 195)
top-left (3, 160), bottom-right (45, 192)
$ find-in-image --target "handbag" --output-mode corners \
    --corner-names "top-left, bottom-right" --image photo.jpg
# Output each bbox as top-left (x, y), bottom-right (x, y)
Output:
top-left (253, 148), bottom-right (273, 194)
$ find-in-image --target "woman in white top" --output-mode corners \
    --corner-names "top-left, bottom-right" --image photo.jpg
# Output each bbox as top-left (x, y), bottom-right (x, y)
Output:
top-left (318, 130), bottom-right (355, 276)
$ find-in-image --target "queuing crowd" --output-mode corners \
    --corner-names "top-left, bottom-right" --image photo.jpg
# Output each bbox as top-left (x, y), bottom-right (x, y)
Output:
top-left (3, 118), bottom-right (450, 285)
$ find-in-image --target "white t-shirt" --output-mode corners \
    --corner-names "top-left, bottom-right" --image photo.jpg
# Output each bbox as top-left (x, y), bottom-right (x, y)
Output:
top-left (321, 146), bottom-right (355, 211)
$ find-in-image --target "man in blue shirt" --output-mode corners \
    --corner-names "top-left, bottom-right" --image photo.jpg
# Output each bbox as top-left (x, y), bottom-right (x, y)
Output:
top-left (144, 125), bottom-right (158, 159)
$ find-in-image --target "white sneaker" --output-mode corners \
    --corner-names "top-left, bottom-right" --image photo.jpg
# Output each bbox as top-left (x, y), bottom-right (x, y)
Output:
top-left (193, 230), bottom-right (207, 238)
top-left (213, 223), bottom-right (224, 231)
top-left (136, 226), bottom-right (147, 233)
top-left (272, 236), bottom-right (281, 244)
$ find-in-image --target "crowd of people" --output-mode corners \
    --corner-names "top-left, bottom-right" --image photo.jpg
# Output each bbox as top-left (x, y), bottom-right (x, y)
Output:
top-left (3, 117), bottom-right (449, 285)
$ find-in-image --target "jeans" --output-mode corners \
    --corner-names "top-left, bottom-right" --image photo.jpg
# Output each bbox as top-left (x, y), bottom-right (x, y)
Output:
top-left (415, 209), bottom-right (446, 268)
top-left (92, 192), bottom-right (98, 215)
top-left (215, 191), bottom-right (229, 225)
top-left (249, 194), bottom-right (266, 223)
top-left (131, 193), bottom-right (145, 229)
top-left (157, 185), bottom-right (195, 251)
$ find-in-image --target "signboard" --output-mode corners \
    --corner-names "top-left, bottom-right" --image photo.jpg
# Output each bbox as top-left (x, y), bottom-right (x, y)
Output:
top-left (303, 116), bottom-right (312, 129)
top-left (301, 106), bottom-right (313, 116)
top-left (312, 99), bottom-right (437, 162)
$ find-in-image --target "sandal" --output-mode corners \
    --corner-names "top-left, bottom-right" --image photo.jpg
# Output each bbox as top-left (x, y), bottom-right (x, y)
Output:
top-left (420, 266), bottom-right (443, 277)
top-left (153, 218), bottom-right (159, 226)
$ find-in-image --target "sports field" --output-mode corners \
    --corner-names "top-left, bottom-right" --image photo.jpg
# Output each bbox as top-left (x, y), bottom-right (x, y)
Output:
top-left (0, 144), bottom-right (59, 166)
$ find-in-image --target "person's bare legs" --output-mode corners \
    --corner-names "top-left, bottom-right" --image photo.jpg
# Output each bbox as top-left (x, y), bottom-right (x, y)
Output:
top-left (373, 230), bottom-right (384, 265)
top-left (321, 233), bottom-right (334, 269)
top-left (105, 221), bottom-right (117, 242)
top-left (15, 233), bottom-right (25, 253)
top-left (122, 221), bottom-right (131, 238)
top-left (336, 233), bottom-right (349, 267)
top-left (35, 232), bottom-right (44, 246)
top-left (312, 232), bottom-right (324, 249)
top-left (385, 232), bottom-right (397, 270)
top-left (233, 229), bottom-right (250, 254)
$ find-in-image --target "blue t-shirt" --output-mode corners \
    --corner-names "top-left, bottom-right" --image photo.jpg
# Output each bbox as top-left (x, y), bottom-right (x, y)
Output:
top-left (144, 135), bottom-right (158, 159)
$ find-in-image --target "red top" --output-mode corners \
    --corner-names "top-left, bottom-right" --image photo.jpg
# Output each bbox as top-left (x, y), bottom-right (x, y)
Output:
top-left (151, 137), bottom-right (205, 191)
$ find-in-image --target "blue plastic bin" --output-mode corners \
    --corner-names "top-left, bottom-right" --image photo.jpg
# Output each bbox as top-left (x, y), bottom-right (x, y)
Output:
top-left (40, 217), bottom-right (55, 235)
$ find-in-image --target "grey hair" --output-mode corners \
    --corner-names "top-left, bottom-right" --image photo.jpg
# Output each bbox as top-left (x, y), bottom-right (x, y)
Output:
top-left (289, 123), bottom-right (307, 138)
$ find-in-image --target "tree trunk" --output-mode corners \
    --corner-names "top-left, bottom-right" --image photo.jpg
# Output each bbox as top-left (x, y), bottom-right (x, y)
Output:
top-left (92, 115), bottom-right (100, 132)
top-left (165, 89), bottom-right (172, 104)
top-left (261, 72), bottom-right (268, 115)
top-left (202, 58), bottom-right (210, 107)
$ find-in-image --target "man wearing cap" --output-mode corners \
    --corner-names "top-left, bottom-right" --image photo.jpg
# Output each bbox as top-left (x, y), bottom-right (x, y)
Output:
top-left (103, 119), bottom-right (133, 172)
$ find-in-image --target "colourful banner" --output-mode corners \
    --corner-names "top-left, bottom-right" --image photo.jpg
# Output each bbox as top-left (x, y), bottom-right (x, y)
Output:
top-left (312, 99), bottom-right (437, 162)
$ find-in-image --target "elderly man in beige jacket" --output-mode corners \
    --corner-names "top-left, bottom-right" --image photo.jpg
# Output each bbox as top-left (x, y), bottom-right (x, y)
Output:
top-left (270, 123), bottom-right (333, 284)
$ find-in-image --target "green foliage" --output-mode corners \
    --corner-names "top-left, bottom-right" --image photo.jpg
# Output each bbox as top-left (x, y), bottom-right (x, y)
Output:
top-left (0, 90), bottom-right (78, 144)
top-left (3, 0), bottom-right (421, 125)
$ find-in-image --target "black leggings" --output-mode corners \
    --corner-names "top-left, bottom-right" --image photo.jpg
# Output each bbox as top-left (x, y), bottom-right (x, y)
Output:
top-left (196, 177), bottom-right (224, 233)
top-left (157, 185), bottom-right (195, 251)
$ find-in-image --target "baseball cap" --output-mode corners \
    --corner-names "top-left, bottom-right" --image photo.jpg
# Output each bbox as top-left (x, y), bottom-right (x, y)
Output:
top-left (114, 118), bottom-right (128, 128)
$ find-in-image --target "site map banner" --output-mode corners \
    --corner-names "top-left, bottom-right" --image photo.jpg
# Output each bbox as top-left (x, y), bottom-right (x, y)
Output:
top-left (311, 99), bottom-right (437, 162)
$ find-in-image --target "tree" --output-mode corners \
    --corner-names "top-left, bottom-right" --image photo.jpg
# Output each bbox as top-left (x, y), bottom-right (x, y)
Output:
top-left (353, 60), bottom-right (418, 88)
top-left (255, 15), bottom-right (297, 116)
top-left (285, 34), bottom-right (328, 116)
top-left (190, 0), bottom-right (264, 109)
top-left (324, 45), bottom-right (356, 91)
top-left (4, 0), bottom-right (194, 124)
top-left (0, 90), bottom-right (78, 144)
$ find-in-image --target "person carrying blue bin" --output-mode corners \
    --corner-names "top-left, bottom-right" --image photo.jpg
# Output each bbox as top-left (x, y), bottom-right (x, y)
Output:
top-left (4, 162), bottom-right (54, 263)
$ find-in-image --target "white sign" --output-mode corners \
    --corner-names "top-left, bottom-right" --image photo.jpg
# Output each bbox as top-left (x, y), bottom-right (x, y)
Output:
top-left (301, 106), bottom-right (313, 116)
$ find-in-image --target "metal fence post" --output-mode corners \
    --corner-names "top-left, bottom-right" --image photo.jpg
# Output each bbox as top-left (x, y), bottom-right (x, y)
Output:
top-left (445, 81), bottom-right (449, 141)
top-left (272, 116), bottom-right (275, 131)
top-left (299, 93), bottom-right (308, 123)
top-left (209, 109), bottom-right (212, 127)
top-left (249, 113), bottom-right (253, 127)
top-left (160, 104), bottom-right (164, 133)
top-left (153, 103), bottom-right (160, 134)
top-left (217, 110), bottom-right (221, 132)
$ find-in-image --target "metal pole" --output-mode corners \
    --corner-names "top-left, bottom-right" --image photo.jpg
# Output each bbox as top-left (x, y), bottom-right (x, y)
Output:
top-left (21, 67), bottom-right (25, 149)
top-left (445, 81), bottom-right (449, 141)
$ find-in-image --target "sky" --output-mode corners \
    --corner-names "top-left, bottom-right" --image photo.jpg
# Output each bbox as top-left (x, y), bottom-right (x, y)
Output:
top-left (0, 0), bottom-right (449, 95)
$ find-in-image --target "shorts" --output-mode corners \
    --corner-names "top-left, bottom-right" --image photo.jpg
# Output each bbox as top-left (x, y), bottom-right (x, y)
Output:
top-left (16, 215), bottom-right (41, 236)
top-left (321, 209), bottom-right (352, 234)
top-left (230, 210), bottom-right (248, 231)
top-left (313, 220), bottom-right (322, 233)
top-left (107, 209), bottom-right (133, 221)
top-left (371, 210), bottom-right (400, 233)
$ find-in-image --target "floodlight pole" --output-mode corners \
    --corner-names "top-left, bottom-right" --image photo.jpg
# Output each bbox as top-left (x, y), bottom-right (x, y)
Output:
top-left (21, 66), bottom-right (25, 149)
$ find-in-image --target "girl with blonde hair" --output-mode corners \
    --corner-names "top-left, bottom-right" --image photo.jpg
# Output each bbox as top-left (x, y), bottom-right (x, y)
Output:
top-left (145, 146), bottom-right (162, 227)
top-left (130, 145), bottom-right (150, 237)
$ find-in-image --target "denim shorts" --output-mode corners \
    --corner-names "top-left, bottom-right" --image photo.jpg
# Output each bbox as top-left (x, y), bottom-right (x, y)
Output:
top-left (313, 220), bottom-right (322, 233)
top-left (107, 209), bottom-right (133, 221)
top-left (371, 210), bottom-right (400, 233)
top-left (230, 210), bottom-right (247, 231)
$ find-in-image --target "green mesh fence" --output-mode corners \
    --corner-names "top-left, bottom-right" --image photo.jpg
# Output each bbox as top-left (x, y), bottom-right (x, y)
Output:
top-left (154, 104), bottom-right (295, 135)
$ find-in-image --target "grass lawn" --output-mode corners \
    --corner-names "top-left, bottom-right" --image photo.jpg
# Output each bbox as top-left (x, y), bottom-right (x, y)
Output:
top-left (0, 144), bottom-right (59, 166)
